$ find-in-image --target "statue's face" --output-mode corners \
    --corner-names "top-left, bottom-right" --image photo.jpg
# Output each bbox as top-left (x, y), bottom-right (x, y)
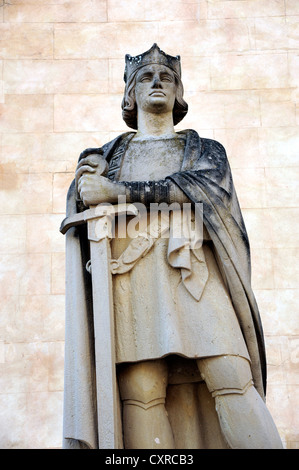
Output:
top-left (135, 64), bottom-right (177, 115)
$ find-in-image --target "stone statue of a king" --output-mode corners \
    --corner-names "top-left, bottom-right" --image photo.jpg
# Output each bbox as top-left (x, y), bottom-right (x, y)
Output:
top-left (61, 44), bottom-right (283, 449)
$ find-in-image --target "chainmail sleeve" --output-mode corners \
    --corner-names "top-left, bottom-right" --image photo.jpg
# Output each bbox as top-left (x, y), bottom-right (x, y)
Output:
top-left (122, 179), bottom-right (189, 205)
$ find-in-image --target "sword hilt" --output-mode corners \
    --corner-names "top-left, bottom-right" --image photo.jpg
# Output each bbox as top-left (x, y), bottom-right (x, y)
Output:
top-left (60, 203), bottom-right (138, 235)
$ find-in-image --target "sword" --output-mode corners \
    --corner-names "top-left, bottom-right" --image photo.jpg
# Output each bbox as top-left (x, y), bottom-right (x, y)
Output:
top-left (60, 202), bottom-right (138, 448)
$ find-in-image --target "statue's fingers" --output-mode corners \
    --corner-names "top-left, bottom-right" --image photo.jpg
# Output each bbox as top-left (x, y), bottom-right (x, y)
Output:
top-left (79, 148), bottom-right (103, 162)
top-left (76, 155), bottom-right (99, 170)
top-left (78, 171), bottom-right (93, 186)
top-left (77, 176), bottom-right (86, 194)
top-left (97, 159), bottom-right (109, 175)
top-left (75, 165), bottom-right (96, 181)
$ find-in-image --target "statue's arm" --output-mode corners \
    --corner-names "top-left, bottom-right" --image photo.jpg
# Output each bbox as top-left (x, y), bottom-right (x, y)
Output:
top-left (78, 177), bottom-right (189, 207)
top-left (76, 154), bottom-right (189, 206)
top-left (75, 145), bottom-right (194, 207)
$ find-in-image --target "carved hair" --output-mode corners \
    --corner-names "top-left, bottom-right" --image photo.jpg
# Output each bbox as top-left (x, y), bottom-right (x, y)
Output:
top-left (121, 69), bottom-right (188, 130)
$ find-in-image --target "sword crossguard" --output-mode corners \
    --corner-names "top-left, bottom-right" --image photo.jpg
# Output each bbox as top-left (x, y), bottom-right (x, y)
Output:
top-left (60, 203), bottom-right (139, 238)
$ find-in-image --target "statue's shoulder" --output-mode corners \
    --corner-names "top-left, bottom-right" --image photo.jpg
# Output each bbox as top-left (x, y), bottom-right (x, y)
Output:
top-left (200, 136), bottom-right (227, 157)
top-left (179, 129), bottom-right (226, 154)
top-left (180, 129), bottom-right (228, 166)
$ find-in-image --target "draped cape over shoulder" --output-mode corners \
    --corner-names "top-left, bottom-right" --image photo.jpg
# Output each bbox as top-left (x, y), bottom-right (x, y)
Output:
top-left (62, 129), bottom-right (266, 449)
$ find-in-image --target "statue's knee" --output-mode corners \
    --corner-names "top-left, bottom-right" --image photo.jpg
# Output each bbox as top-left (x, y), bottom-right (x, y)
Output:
top-left (118, 359), bottom-right (168, 409)
top-left (197, 355), bottom-right (253, 397)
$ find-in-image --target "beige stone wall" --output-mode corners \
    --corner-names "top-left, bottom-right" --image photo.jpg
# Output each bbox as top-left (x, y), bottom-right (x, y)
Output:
top-left (0, 0), bottom-right (298, 449)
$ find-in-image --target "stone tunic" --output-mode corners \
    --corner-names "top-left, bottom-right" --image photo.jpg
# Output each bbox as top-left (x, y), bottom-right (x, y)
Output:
top-left (110, 135), bottom-right (250, 364)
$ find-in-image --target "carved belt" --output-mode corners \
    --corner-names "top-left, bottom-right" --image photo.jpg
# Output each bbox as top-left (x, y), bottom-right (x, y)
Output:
top-left (90, 209), bottom-right (209, 302)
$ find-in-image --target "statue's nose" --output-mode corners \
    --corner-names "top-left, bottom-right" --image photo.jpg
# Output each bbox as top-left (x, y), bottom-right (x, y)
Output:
top-left (152, 77), bottom-right (162, 88)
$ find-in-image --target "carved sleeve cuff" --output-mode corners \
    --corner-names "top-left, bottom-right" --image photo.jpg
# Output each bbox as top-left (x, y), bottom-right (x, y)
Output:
top-left (123, 179), bottom-right (189, 205)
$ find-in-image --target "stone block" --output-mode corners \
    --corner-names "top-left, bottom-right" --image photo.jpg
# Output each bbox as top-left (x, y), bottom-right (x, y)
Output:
top-left (207, 0), bottom-right (285, 19)
top-left (260, 90), bottom-right (296, 128)
top-left (180, 56), bottom-right (211, 92)
top-left (0, 95), bottom-right (53, 133)
top-left (214, 128), bottom-right (264, 169)
top-left (184, 90), bottom-right (260, 129)
top-left (1, 132), bottom-right (108, 174)
top-left (0, 388), bottom-right (62, 449)
top-left (0, 254), bottom-right (51, 297)
top-left (268, 208), bottom-right (299, 249)
top-left (265, 167), bottom-right (299, 208)
top-left (286, 337), bottom-right (299, 384)
top-left (258, 127), bottom-right (299, 167)
top-left (264, 335), bottom-right (288, 384)
top-left (0, 215), bottom-right (26, 254)
top-left (19, 254), bottom-right (52, 296)
top-left (107, 0), bottom-right (200, 22)
top-left (159, 18), bottom-right (255, 56)
top-left (285, 384), bottom-right (299, 447)
top-left (1, 344), bottom-right (28, 394)
top-left (183, 91), bottom-right (226, 129)
top-left (26, 391), bottom-right (63, 448)
top-left (0, 393), bottom-right (27, 448)
top-left (42, 295), bottom-right (65, 342)
top-left (275, 291), bottom-right (299, 336)
top-left (23, 342), bottom-right (50, 393)
top-left (255, 289), bottom-right (299, 337)
top-left (108, 58), bottom-right (127, 94)
top-left (54, 22), bottom-right (159, 59)
top-left (287, 16), bottom-right (299, 49)
top-left (254, 17), bottom-right (289, 51)
top-left (261, 100), bottom-right (296, 129)
top-left (26, 214), bottom-right (65, 253)
top-left (4, 59), bottom-right (109, 94)
top-left (223, 91), bottom-right (260, 128)
top-left (51, 252), bottom-right (65, 295)
top-left (52, 172), bottom-right (74, 214)
top-left (199, 0), bottom-right (208, 20)
top-left (0, 23), bottom-right (53, 59)
top-left (5, 341), bottom-right (63, 396)
top-left (250, 247), bottom-right (275, 290)
top-left (48, 341), bottom-right (64, 391)
top-left (0, 173), bottom-right (53, 215)
top-left (210, 53), bottom-right (289, 90)
top-left (286, 0), bottom-right (299, 15)
top-left (5, 296), bottom-right (39, 343)
top-left (54, 93), bottom-right (126, 133)
top-left (4, 0), bottom-right (107, 23)
top-left (232, 168), bottom-right (266, 208)
top-left (0, 60), bottom-right (3, 103)
top-left (272, 248), bottom-right (299, 289)
top-left (242, 209), bottom-right (272, 250)
top-left (0, 294), bottom-right (18, 342)
top-left (265, 383), bottom-right (290, 437)
top-left (255, 291), bottom-right (283, 337)
top-left (288, 53), bottom-right (299, 88)
top-left (4, 294), bottom-right (65, 343)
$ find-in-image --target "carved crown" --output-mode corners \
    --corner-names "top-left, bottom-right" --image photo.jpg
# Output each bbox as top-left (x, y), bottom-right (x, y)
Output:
top-left (124, 43), bottom-right (181, 82)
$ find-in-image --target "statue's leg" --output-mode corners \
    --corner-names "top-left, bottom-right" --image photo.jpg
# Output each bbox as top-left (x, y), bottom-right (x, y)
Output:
top-left (166, 382), bottom-right (204, 448)
top-left (196, 355), bottom-right (283, 449)
top-left (118, 359), bottom-right (175, 449)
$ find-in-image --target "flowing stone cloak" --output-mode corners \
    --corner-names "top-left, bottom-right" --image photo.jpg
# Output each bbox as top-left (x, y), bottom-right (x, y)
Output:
top-left (62, 129), bottom-right (266, 449)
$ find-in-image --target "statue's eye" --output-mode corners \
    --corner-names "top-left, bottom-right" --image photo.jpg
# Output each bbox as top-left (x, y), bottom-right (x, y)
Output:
top-left (139, 75), bottom-right (151, 83)
top-left (161, 74), bottom-right (173, 82)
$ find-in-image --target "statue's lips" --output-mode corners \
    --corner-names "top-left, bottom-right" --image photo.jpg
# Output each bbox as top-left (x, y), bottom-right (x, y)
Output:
top-left (149, 91), bottom-right (166, 97)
